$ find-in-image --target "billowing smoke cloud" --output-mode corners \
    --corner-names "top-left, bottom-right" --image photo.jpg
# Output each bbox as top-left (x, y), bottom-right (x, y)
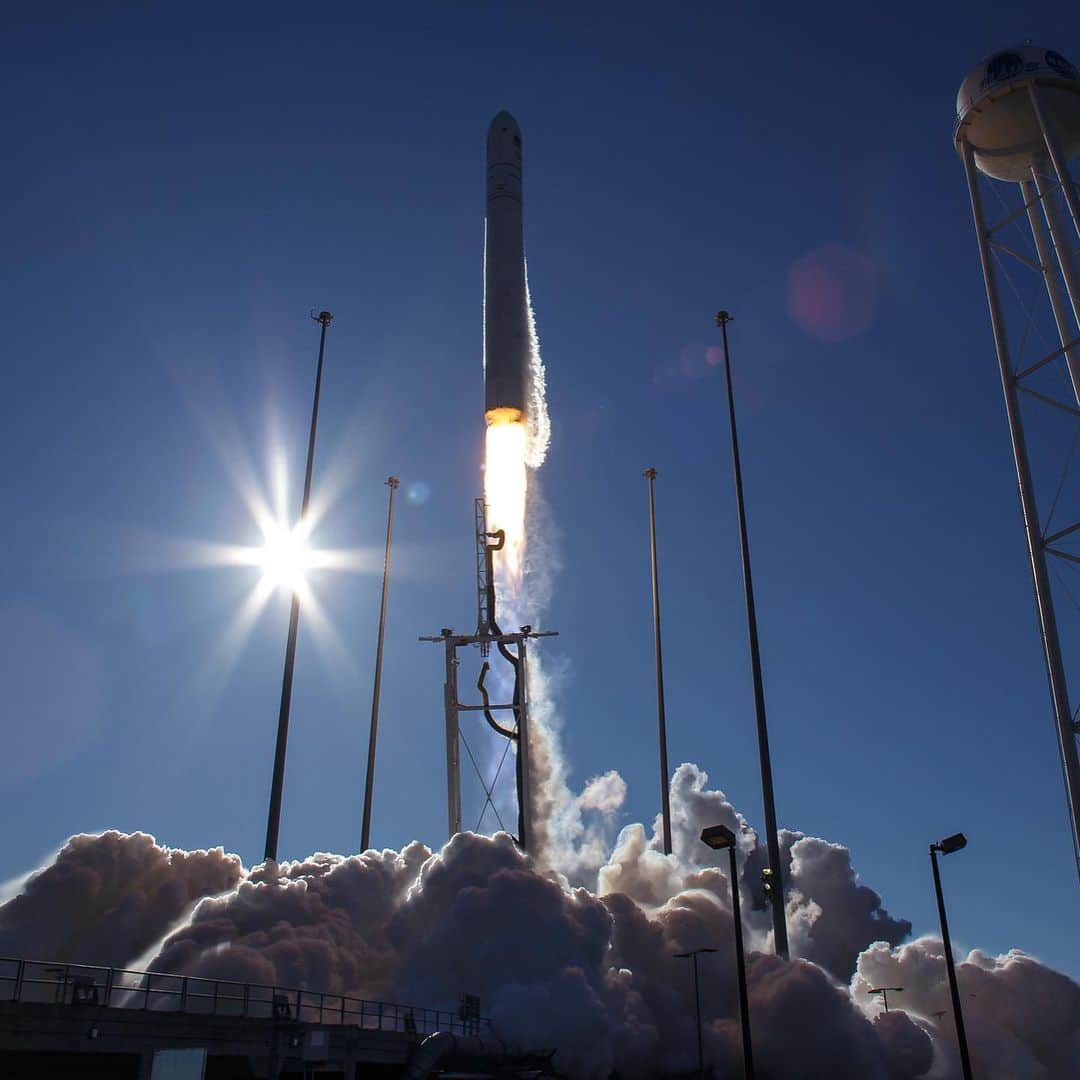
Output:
top-left (151, 843), bottom-right (430, 994)
top-left (4, 769), bottom-right (1075, 1078)
top-left (852, 938), bottom-right (1080, 1078)
top-left (0, 831), bottom-right (241, 966)
top-left (595, 763), bottom-right (910, 985)
top-left (784, 833), bottom-right (912, 980)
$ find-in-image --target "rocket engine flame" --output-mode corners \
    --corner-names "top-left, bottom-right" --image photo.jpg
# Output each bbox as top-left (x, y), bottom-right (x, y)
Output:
top-left (484, 414), bottom-right (528, 591)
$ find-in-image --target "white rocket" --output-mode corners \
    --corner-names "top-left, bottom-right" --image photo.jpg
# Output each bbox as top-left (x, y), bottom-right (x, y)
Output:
top-left (484, 111), bottom-right (529, 426)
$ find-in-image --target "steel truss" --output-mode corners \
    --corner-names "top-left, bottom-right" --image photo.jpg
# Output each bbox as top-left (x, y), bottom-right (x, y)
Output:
top-left (421, 499), bottom-right (557, 851)
top-left (960, 84), bottom-right (1080, 878)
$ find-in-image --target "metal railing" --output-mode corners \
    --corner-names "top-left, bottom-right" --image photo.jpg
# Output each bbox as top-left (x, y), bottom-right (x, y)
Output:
top-left (0, 957), bottom-right (489, 1037)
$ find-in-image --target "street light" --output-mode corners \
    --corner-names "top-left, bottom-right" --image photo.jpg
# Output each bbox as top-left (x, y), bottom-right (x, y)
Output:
top-left (673, 946), bottom-right (717, 1078)
top-left (868, 986), bottom-right (904, 1013)
top-left (701, 824), bottom-right (755, 1080)
top-left (929, 832), bottom-right (973, 1080)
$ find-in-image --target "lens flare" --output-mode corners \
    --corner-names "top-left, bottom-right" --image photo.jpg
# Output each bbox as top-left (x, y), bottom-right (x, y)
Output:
top-left (255, 519), bottom-right (312, 595)
top-left (484, 415), bottom-right (528, 591)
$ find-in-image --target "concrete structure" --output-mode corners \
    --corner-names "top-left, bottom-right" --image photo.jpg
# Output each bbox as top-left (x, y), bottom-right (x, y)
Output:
top-left (0, 957), bottom-right (554, 1078)
top-left (0, 998), bottom-right (409, 1078)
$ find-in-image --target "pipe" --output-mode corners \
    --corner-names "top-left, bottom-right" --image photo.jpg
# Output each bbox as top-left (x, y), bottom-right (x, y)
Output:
top-left (402, 1032), bottom-right (508, 1080)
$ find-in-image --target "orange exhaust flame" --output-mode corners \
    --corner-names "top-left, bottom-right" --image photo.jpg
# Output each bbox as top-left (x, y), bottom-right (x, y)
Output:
top-left (484, 413), bottom-right (528, 593)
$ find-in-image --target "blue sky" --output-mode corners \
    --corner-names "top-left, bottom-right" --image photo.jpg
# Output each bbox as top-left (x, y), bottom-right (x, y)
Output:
top-left (2, 3), bottom-right (1080, 980)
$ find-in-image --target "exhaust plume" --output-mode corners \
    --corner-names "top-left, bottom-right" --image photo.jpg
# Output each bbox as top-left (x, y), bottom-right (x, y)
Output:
top-left (5, 766), bottom-right (1076, 1078)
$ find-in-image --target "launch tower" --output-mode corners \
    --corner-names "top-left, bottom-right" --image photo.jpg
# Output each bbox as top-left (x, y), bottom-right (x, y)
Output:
top-left (422, 500), bottom-right (556, 850)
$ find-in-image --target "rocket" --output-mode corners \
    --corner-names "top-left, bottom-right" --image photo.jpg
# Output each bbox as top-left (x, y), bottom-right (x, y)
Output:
top-left (484, 111), bottom-right (530, 427)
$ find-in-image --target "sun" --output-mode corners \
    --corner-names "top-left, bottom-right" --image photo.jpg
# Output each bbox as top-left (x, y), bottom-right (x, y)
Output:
top-left (256, 520), bottom-right (312, 594)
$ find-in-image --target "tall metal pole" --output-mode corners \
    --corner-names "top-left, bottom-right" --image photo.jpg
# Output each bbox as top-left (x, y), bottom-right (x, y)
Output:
top-left (962, 141), bottom-right (1080, 879)
top-left (930, 846), bottom-right (974, 1080)
top-left (444, 636), bottom-right (462, 839)
top-left (264, 310), bottom-right (332, 862)
top-left (676, 947), bottom-right (717, 1077)
top-left (644, 467), bottom-right (673, 855)
top-left (691, 951), bottom-right (703, 1079)
top-left (517, 636), bottom-right (533, 852)
top-left (715, 311), bottom-right (789, 958)
top-left (726, 843), bottom-right (755, 1080)
top-left (360, 476), bottom-right (400, 852)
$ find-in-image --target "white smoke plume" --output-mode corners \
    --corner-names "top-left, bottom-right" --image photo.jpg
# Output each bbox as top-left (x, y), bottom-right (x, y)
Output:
top-left (495, 288), bottom-right (629, 886)
top-left (852, 938), bottom-right (1080, 1078)
top-left (523, 272), bottom-right (550, 469)
top-left (4, 767), bottom-right (1076, 1077)
top-left (0, 831), bottom-right (241, 966)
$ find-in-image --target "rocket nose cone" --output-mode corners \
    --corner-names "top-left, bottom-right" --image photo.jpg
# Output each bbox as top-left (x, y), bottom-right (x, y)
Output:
top-left (489, 110), bottom-right (520, 137)
top-left (487, 111), bottom-right (522, 165)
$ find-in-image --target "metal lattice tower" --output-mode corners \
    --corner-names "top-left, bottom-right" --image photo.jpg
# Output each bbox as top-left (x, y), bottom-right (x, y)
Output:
top-left (955, 44), bottom-right (1080, 878)
top-left (475, 499), bottom-right (492, 648)
top-left (422, 498), bottom-right (557, 850)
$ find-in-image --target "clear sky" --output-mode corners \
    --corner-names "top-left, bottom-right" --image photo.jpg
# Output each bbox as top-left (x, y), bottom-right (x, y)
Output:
top-left (3, 3), bottom-right (1080, 982)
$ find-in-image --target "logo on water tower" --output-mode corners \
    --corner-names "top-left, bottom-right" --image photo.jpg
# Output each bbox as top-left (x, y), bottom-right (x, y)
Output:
top-left (983, 51), bottom-right (1023, 88)
top-left (1045, 50), bottom-right (1078, 80)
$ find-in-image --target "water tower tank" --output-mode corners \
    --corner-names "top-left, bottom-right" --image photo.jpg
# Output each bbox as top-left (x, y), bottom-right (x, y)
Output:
top-left (954, 44), bottom-right (1080, 180)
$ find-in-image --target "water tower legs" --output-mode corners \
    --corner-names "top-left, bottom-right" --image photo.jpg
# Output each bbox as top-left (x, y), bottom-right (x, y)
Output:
top-left (1028, 84), bottom-right (1080, 240)
top-left (961, 137), bottom-right (1080, 880)
top-left (1021, 172), bottom-right (1080, 405)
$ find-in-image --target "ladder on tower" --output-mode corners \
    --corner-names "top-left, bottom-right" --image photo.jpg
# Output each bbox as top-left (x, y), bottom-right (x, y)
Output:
top-left (474, 498), bottom-right (492, 650)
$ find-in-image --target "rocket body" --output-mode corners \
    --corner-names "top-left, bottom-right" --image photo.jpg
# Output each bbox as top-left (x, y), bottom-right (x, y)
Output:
top-left (484, 111), bottom-right (529, 425)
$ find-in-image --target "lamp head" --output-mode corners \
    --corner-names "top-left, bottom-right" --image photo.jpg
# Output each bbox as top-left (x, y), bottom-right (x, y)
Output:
top-left (934, 833), bottom-right (968, 855)
top-left (700, 824), bottom-right (737, 850)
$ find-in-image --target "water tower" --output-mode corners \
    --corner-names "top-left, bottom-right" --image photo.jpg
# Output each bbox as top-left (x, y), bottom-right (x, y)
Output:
top-left (955, 44), bottom-right (1080, 878)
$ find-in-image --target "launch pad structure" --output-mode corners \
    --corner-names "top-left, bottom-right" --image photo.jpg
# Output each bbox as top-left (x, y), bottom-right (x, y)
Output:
top-left (422, 499), bottom-right (556, 851)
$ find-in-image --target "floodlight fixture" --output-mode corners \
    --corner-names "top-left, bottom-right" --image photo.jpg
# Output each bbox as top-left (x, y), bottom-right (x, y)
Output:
top-left (929, 832), bottom-right (973, 1080)
top-left (868, 986), bottom-right (904, 1012)
top-left (699, 825), bottom-right (755, 1078)
top-left (934, 832), bottom-right (968, 855)
top-left (700, 824), bottom-right (736, 850)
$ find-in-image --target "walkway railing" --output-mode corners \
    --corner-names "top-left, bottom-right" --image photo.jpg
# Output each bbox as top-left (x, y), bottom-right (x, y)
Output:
top-left (0, 957), bottom-right (489, 1037)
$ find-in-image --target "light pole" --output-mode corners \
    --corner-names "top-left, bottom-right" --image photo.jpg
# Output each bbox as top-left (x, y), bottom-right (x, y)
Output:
top-left (644, 467), bottom-right (673, 855)
top-left (868, 986), bottom-right (904, 1014)
top-left (264, 310), bottom-right (332, 863)
top-left (360, 476), bottom-right (400, 853)
top-left (929, 832), bottom-right (973, 1080)
top-left (714, 310), bottom-right (788, 959)
top-left (673, 946), bottom-right (717, 1078)
top-left (701, 824), bottom-right (755, 1080)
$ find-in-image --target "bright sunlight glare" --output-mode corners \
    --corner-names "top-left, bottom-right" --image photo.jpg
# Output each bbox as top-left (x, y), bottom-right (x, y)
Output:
top-left (484, 416), bottom-right (528, 589)
top-left (256, 520), bottom-right (313, 594)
